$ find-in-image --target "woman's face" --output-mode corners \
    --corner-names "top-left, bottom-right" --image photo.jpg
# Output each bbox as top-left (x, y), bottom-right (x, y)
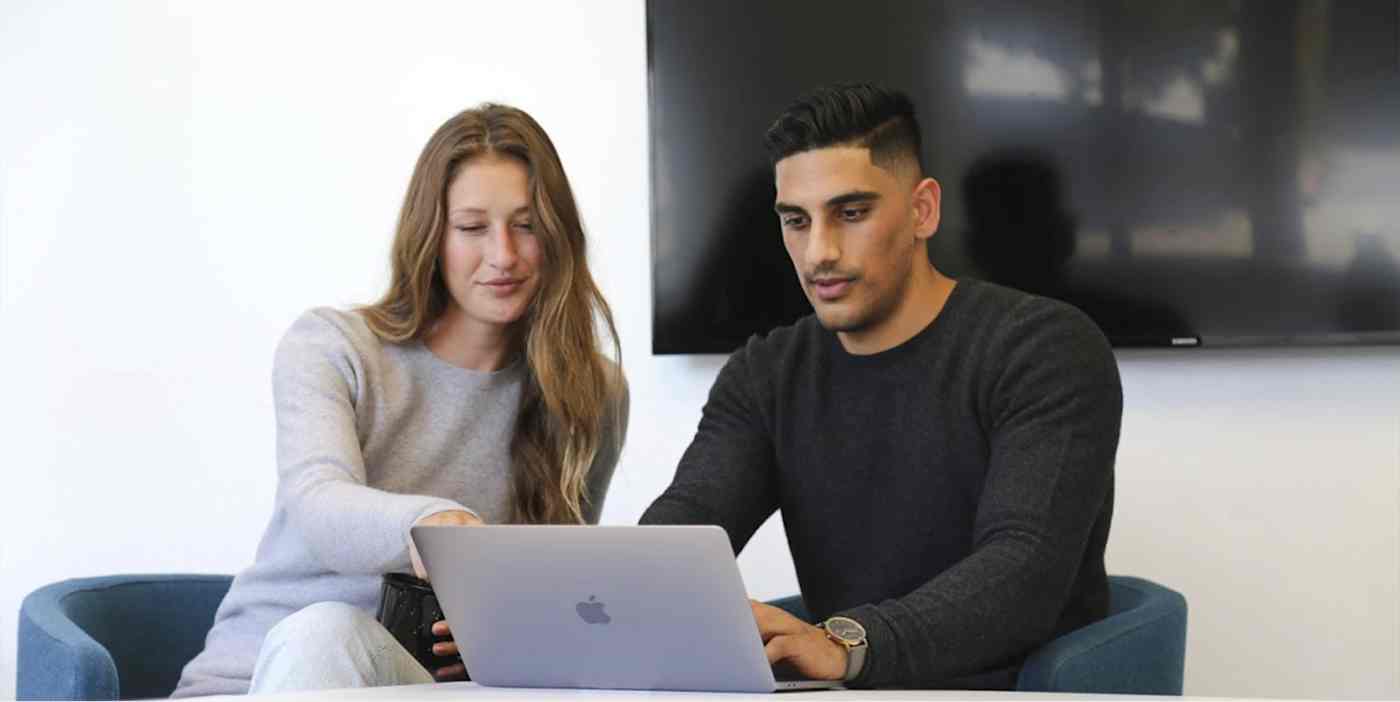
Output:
top-left (439, 153), bottom-right (544, 333)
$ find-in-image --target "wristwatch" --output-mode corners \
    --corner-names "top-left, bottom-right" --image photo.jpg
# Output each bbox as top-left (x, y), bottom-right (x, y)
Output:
top-left (820, 616), bottom-right (868, 681)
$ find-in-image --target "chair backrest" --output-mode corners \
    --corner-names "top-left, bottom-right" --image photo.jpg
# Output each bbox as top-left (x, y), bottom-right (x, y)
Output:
top-left (19, 575), bottom-right (234, 700)
top-left (765, 594), bottom-right (810, 623)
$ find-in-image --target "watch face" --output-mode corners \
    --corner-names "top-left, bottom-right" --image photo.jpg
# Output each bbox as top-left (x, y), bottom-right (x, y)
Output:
top-left (826, 616), bottom-right (865, 643)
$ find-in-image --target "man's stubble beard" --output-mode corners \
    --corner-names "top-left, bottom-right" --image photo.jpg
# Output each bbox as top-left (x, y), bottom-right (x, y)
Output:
top-left (811, 257), bottom-right (915, 335)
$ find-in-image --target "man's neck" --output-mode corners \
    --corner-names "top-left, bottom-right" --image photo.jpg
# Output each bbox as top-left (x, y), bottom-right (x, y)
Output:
top-left (836, 264), bottom-right (956, 356)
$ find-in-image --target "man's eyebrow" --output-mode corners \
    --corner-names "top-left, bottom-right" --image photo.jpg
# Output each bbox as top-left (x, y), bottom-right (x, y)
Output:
top-left (826, 191), bottom-right (880, 207)
top-left (775, 191), bottom-right (880, 215)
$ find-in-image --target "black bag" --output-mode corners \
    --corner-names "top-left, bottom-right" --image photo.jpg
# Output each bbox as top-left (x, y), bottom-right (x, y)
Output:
top-left (375, 573), bottom-right (467, 678)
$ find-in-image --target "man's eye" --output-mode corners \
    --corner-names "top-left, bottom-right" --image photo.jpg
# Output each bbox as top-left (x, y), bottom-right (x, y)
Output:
top-left (782, 216), bottom-right (808, 228)
top-left (840, 207), bottom-right (869, 220)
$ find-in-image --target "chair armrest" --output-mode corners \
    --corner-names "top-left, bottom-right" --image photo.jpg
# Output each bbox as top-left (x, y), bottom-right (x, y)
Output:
top-left (17, 574), bottom-right (235, 700)
top-left (1018, 576), bottom-right (1188, 695)
top-left (18, 581), bottom-right (120, 700)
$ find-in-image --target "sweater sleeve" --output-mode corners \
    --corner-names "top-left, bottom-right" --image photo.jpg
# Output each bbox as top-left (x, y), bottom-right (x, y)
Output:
top-left (837, 300), bottom-right (1122, 688)
top-left (272, 310), bottom-right (473, 575)
top-left (639, 343), bottom-right (780, 554)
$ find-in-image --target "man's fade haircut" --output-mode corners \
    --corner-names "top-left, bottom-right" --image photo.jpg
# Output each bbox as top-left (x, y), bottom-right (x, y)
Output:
top-left (763, 83), bottom-right (925, 177)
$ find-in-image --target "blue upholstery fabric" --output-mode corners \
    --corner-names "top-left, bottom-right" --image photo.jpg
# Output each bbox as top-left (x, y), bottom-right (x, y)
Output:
top-left (18, 575), bottom-right (233, 700)
top-left (765, 575), bottom-right (1187, 694)
top-left (20, 573), bottom-right (1183, 698)
top-left (1018, 576), bottom-right (1188, 694)
top-left (766, 594), bottom-right (811, 623)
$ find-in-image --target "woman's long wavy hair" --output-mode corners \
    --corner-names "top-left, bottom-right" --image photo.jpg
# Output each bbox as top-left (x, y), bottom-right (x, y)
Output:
top-left (361, 104), bottom-right (621, 524)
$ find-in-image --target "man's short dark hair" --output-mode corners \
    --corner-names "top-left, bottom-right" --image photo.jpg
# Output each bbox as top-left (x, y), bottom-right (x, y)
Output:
top-left (763, 83), bottom-right (925, 176)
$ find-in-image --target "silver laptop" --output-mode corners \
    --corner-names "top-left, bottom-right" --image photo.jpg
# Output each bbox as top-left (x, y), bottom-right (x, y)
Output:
top-left (410, 524), bottom-right (842, 692)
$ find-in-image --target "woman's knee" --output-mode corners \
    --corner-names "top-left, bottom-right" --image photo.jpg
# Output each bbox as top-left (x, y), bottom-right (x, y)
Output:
top-left (252, 601), bottom-right (424, 693)
top-left (264, 601), bottom-right (380, 651)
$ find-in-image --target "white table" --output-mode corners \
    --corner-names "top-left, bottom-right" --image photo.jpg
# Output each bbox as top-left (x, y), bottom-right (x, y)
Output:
top-left (216, 682), bottom-right (1307, 702)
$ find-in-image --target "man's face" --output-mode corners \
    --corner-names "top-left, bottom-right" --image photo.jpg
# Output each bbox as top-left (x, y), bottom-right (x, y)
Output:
top-left (774, 146), bottom-right (929, 335)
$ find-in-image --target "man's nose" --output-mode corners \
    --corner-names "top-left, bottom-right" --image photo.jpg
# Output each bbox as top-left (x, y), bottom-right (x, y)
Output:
top-left (805, 220), bottom-right (841, 270)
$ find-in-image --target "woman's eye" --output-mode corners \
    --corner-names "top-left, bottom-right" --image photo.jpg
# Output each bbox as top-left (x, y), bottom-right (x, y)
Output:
top-left (456, 224), bottom-right (487, 234)
top-left (514, 221), bottom-right (534, 232)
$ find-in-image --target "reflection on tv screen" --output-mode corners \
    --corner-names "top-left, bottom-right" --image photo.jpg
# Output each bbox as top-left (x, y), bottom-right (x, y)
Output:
top-left (649, 0), bottom-right (1400, 352)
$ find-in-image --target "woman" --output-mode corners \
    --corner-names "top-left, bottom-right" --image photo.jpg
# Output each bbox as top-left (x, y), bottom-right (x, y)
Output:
top-left (172, 104), bottom-right (628, 697)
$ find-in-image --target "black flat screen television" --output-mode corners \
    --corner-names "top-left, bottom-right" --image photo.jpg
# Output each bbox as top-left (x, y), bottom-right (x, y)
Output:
top-left (649, 0), bottom-right (1400, 353)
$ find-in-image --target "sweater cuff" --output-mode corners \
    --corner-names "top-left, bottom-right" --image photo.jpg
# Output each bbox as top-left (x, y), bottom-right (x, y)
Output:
top-left (835, 602), bottom-right (902, 688)
top-left (403, 500), bottom-right (477, 568)
top-left (412, 502), bottom-right (481, 526)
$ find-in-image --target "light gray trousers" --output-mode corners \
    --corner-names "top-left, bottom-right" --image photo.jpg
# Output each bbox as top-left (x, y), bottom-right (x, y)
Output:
top-left (249, 602), bottom-right (435, 694)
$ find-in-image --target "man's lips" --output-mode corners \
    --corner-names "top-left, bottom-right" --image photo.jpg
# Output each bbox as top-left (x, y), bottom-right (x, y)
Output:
top-left (809, 277), bottom-right (854, 301)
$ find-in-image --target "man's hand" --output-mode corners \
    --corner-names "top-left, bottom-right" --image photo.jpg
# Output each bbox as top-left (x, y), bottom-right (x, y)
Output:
top-left (749, 600), bottom-right (847, 681)
top-left (409, 509), bottom-right (483, 580)
top-left (429, 619), bottom-right (467, 681)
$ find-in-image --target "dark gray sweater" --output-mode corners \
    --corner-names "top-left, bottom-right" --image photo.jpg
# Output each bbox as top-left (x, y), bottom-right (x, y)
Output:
top-left (641, 279), bottom-right (1121, 689)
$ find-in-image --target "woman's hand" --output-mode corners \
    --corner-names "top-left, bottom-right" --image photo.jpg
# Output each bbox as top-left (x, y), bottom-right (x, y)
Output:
top-left (409, 509), bottom-right (483, 580)
top-left (429, 619), bottom-right (468, 681)
top-left (416, 510), bottom-right (483, 528)
top-left (406, 509), bottom-right (478, 681)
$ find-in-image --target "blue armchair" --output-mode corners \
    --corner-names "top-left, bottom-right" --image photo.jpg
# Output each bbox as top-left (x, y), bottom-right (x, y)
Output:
top-left (17, 574), bottom-right (234, 700)
top-left (19, 573), bottom-right (1185, 699)
top-left (768, 575), bottom-right (1188, 695)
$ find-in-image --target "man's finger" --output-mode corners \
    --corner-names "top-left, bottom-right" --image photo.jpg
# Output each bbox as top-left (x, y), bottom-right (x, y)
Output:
top-left (763, 631), bottom-right (845, 681)
top-left (432, 640), bottom-right (459, 657)
top-left (431, 620), bottom-right (451, 637)
top-left (750, 601), bottom-right (817, 640)
top-left (763, 633), bottom-right (795, 665)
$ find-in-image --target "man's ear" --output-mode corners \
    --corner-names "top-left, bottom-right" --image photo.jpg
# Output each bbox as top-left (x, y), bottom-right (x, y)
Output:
top-left (912, 177), bottom-right (942, 242)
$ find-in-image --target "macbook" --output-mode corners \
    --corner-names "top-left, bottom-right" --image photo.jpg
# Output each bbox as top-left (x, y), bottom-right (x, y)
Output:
top-left (410, 524), bottom-right (842, 692)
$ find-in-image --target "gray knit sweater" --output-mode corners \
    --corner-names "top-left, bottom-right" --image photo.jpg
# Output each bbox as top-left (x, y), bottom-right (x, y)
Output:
top-left (172, 308), bottom-right (627, 698)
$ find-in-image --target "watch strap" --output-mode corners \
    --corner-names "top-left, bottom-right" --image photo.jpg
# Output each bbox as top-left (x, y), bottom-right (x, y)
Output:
top-left (843, 639), bottom-right (867, 681)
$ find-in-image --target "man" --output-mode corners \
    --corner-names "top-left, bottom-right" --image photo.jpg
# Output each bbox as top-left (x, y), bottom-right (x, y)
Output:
top-left (640, 83), bottom-right (1122, 689)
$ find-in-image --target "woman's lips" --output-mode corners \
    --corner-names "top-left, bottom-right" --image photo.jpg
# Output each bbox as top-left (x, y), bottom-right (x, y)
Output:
top-left (480, 278), bottom-right (525, 296)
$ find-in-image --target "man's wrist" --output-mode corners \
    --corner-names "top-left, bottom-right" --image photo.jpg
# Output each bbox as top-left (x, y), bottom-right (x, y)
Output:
top-left (820, 616), bottom-right (868, 681)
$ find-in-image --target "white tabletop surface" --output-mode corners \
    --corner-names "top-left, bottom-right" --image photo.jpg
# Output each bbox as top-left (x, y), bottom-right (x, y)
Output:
top-left (213, 681), bottom-right (1314, 702)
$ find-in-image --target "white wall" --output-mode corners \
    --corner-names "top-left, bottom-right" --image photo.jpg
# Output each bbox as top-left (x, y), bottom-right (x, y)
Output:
top-left (1, 1), bottom-right (1396, 699)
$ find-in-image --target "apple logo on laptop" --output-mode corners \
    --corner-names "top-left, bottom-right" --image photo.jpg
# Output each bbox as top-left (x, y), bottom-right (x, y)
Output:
top-left (576, 595), bottom-right (611, 624)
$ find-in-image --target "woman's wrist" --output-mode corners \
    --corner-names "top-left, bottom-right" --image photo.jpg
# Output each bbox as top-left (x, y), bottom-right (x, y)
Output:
top-left (415, 509), bottom-right (482, 527)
